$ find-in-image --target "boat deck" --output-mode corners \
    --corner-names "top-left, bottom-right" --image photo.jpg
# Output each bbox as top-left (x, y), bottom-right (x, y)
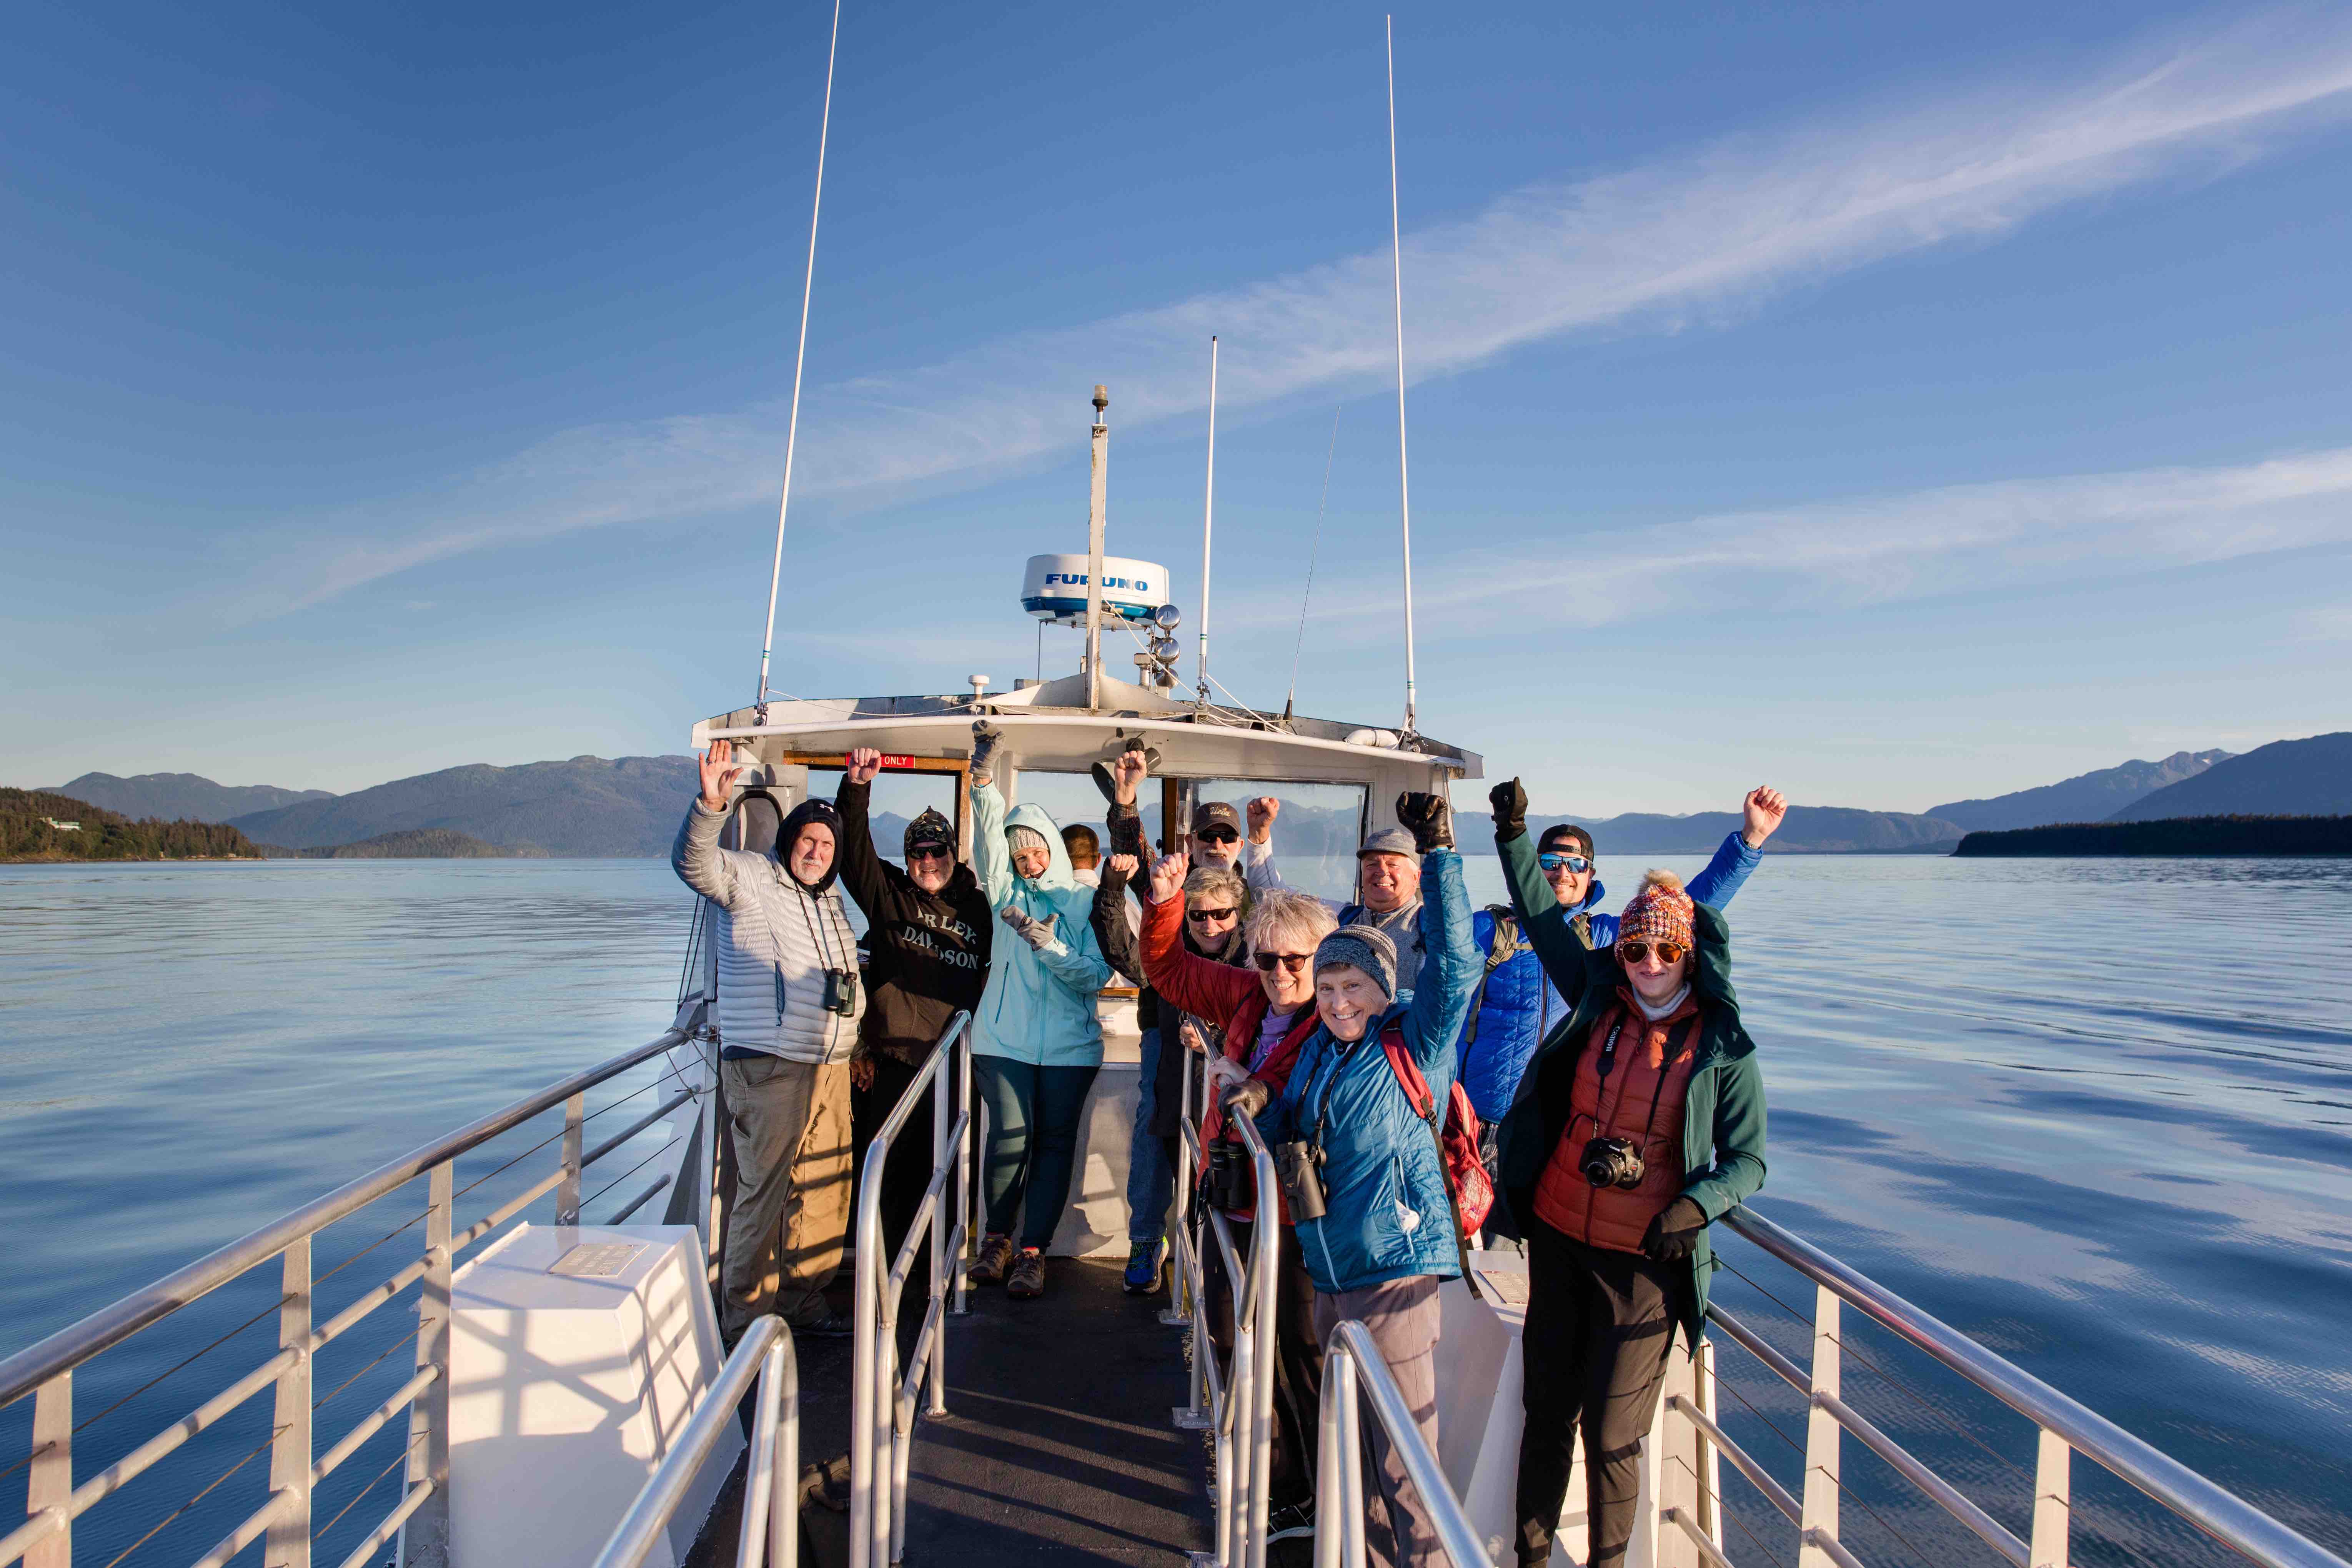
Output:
top-left (691, 1258), bottom-right (1210, 1567)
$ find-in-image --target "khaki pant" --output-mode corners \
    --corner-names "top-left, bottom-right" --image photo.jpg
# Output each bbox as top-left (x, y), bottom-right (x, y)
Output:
top-left (720, 1054), bottom-right (852, 1340)
top-left (1315, 1275), bottom-right (1443, 1568)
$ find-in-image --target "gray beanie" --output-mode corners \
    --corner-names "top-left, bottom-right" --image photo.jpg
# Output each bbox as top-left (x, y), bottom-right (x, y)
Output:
top-left (1006, 824), bottom-right (1051, 857)
top-left (1314, 924), bottom-right (1399, 1004)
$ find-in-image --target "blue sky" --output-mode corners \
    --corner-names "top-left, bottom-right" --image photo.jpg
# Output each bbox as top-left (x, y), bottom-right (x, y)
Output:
top-left (5, 1), bottom-right (2351, 814)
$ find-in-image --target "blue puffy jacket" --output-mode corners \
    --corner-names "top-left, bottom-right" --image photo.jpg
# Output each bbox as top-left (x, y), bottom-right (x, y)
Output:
top-left (1454, 832), bottom-right (1762, 1123)
top-left (1260, 847), bottom-right (1479, 1295)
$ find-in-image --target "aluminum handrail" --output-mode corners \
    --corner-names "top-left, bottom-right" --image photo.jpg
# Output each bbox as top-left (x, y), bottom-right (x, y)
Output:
top-left (1166, 1046), bottom-right (1280, 1568)
top-left (1723, 1205), bottom-right (2352, 1568)
top-left (1313, 1320), bottom-right (1492, 1568)
top-left (593, 1315), bottom-right (799, 1568)
top-left (0, 1027), bottom-right (688, 1410)
top-left (850, 1010), bottom-right (973, 1568)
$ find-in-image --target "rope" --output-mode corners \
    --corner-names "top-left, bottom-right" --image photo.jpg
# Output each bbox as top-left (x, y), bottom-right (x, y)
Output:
top-left (317, 1430), bottom-right (426, 1540)
top-left (315, 1206), bottom-right (432, 1290)
top-left (312, 1323), bottom-right (423, 1416)
top-left (582, 1139), bottom-right (676, 1215)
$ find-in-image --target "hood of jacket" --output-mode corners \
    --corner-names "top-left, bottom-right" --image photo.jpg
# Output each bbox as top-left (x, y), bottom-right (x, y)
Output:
top-left (776, 797), bottom-right (846, 895)
top-left (1003, 800), bottom-right (1080, 893)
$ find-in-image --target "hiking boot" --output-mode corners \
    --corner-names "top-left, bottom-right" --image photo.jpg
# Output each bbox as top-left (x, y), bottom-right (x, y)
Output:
top-left (787, 1311), bottom-right (854, 1339)
top-left (1122, 1238), bottom-right (1166, 1295)
top-left (1005, 1248), bottom-right (1047, 1298)
top-left (969, 1233), bottom-right (1015, 1286)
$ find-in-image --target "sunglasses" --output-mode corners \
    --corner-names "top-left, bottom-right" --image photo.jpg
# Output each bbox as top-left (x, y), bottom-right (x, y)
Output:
top-left (1252, 952), bottom-right (1313, 973)
top-left (1539, 852), bottom-right (1592, 874)
top-left (1194, 827), bottom-right (1239, 846)
top-left (1617, 940), bottom-right (1688, 965)
top-left (906, 844), bottom-right (952, 862)
top-left (1187, 906), bottom-right (1239, 924)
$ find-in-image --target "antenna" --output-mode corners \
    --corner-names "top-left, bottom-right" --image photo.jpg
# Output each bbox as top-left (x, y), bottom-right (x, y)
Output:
top-left (754, 0), bottom-right (844, 721)
top-left (1196, 335), bottom-right (1218, 707)
top-left (1085, 383), bottom-right (1109, 712)
top-left (1386, 15), bottom-right (1419, 739)
top-left (1287, 407), bottom-right (1341, 717)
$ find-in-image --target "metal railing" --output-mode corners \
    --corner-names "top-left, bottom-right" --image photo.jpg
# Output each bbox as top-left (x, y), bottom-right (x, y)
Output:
top-left (849, 1011), bottom-right (975, 1568)
top-left (1167, 1045), bottom-right (1282, 1568)
top-left (1681, 1205), bottom-right (2352, 1568)
top-left (1312, 1319), bottom-right (1491, 1568)
top-left (0, 1018), bottom-right (712, 1568)
top-left (594, 1314), bottom-right (799, 1568)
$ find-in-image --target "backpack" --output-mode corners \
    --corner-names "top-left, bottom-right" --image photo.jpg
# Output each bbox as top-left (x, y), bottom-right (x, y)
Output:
top-left (1457, 905), bottom-right (1526, 1047)
top-left (1377, 1018), bottom-right (1495, 1243)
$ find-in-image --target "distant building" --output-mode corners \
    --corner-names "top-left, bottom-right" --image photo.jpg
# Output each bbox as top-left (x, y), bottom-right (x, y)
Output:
top-left (44, 819), bottom-right (82, 832)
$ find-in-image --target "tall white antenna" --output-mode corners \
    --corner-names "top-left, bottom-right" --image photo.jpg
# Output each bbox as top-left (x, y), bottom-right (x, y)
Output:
top-left (1196, 335), bottom-right (1218, 707)
top-left (1287, 407), bottom-right (1342, 717)
top-left (754, 0), bottom-right (844, 719)
top-left (1386, 15), bottom-right (1418, 739)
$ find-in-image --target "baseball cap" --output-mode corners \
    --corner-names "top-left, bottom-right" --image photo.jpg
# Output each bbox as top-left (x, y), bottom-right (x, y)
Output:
top-left (1191, 801), bottom-right (1243, 836)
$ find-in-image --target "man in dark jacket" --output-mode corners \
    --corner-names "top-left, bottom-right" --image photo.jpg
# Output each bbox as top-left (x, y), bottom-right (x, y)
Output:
top-left (835, 747), bottom-right (993, 1260)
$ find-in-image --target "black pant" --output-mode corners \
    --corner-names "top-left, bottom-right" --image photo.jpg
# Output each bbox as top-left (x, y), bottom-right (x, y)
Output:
top-left (851, 1055), bottom-right (935, 1266)
top-left (1515, 1222), bottom-right (1690, 1568)
top-left (1205, 1216), bottom-right (1322, 1508)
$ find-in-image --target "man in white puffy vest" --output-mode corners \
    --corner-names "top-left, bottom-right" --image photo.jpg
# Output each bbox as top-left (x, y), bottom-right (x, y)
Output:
top-left (674, 739), bottom-right (867, 1342)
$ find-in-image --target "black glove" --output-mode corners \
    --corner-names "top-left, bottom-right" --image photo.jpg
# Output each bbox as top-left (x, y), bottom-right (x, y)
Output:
top-left (969, 721), bottom-right (1002, 787)
top-left (1394, 791), bottom-right (1454, 853)
top-left (1489, 778), bottom-right (1528, 843)
top-left (1641, 1197), bottom-right (1709, 1263)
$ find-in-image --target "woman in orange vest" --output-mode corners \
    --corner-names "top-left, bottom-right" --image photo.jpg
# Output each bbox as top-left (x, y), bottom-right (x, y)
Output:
top-left (1488, 778), bottom-right (1769, 1568)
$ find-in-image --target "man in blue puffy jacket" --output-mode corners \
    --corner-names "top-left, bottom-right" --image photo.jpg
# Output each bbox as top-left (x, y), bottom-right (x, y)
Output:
top-left (1220, 790), bottom-right (1477, 1568)
top-left (1461, 786), bottom-right (1786, 1242)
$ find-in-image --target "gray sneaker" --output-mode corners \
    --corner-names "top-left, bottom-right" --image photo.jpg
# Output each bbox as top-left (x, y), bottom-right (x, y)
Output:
top-left (1006, 1248), bottom-right (1047, 1299)
top-left (969, 1232), bottom-right (1015, 1286)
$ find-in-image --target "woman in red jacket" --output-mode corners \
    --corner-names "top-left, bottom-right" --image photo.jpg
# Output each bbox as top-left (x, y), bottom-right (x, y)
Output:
top-left (1138, 853), bottom-right (1335, 1530)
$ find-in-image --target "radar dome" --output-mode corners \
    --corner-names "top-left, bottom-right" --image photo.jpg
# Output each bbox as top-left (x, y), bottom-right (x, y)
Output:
top-left (1020, 554), bottom-right (1171, 629)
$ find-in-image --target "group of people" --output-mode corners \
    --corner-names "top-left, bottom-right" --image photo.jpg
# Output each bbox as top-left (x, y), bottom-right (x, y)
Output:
top-left (674, 727), bottom-right (1785, 1568)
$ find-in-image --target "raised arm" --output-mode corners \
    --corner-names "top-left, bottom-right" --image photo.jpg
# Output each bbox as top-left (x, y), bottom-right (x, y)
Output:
top-left (968, 729), bottom-right (1013, 910)
top-left (1687, 788), bottom-right (1783, 911)
top-left (671, 742), bottom-right (747, 907)
top-left (1490, 778), bottom-right (1599, 1014)
top-left (1241, 796), bottom-right (1285, 894)
top-left (1092, 854), bottom-right (1145, 985)
top-left (831, 751), bottom-right (897, 922)
top-left (1399, 835), bottom-right (1479, 1070)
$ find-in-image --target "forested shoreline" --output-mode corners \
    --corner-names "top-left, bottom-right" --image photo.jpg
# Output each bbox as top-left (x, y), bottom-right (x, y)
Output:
top-left (1953, 815), bottom-right (2352, 857)
top-left (1, 789), bottom-right (268, 862)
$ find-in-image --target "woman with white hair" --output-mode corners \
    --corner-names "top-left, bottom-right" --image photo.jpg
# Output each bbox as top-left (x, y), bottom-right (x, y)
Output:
top-left (1138, 873), bottom-right (1336, 1524)
top-left (963, 725), bottom-right (1113, 1300)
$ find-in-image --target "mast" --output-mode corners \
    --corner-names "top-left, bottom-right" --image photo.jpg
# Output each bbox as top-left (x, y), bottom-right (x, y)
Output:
top-left (754, 0), bottom-right (844, 721)
top-left (1386, 14), bottom-right (1419, 739)
top-left (1196, 336), bottom-right (1218, 708)
top-left (1085, 384), bottom-right (1109, 712)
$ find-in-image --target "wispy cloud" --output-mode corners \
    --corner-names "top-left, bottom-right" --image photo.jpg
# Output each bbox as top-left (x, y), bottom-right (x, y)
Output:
top-left (1246, 445), bottom-right (2352, 639)
top-left (261, 13), bottom-right (2352, 614)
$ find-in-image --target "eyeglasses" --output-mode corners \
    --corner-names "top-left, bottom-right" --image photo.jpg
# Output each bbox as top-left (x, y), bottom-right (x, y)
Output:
top-left (906, 845), bottom-right (952, 862)
top-left (1187, 907), bottom-right (1239, 924)
top-left (1194, 828), bottom-right (1239, 846)
top-left (1617, 940), bottom-right (1687, 965)
top-left (1539, 852), bottom-right (1591, 874)
top-left (1252, 952), bottom-right (1313, 973)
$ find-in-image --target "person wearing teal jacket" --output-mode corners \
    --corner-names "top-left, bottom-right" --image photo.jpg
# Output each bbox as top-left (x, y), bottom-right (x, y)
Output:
top-left (964, 724), bottom-right (1114, 1300)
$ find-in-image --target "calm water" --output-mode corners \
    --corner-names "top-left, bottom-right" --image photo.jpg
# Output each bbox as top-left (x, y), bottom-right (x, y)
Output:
top-left (2, 854), bottom-right (2347, 1562)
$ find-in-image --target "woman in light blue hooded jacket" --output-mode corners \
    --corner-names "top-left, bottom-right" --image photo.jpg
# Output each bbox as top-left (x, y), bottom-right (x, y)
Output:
top-left (962, 724), bottom-right (1114, 1299)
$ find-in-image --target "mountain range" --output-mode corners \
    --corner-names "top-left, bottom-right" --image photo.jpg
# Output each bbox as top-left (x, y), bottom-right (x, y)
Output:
top-left (20, 734), bottom-right (2347, 857)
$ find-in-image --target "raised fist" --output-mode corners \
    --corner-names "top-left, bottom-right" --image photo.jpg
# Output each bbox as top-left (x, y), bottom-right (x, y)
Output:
top-left (1394, 791), bottom-right (1454, 854)
top-left (845, 747), bottom-right (882, 786)
top-left (1741, 787), bottom-right (1788, 849)
top-left (1106, 852), bottom-right (1139, 881)
top-left (1147, 849), bottom-right (1190, 905)
top-left (1246, 796), bottom-right (1280, 844)
top-left (1488, 778), bottom-right (1528, 841)
top-left (969, 722), bottom-right (1002, 787)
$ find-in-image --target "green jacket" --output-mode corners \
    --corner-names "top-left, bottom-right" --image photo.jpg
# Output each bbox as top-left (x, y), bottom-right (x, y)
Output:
top-left (1493, 826), bottom-right (1768, 1351)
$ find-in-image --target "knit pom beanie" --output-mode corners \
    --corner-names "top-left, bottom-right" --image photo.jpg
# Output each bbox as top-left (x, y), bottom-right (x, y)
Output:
top-left (1617, 869), bottom-right (1695, 952)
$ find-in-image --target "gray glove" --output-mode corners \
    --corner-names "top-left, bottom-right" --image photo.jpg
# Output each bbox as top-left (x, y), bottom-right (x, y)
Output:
top-left (1220, 1079), bottom-right (1270, 1119)
top-left (970, 721), bottom-right (1002, 787)
top-left (1001, 907), bottom-right (1059, 951)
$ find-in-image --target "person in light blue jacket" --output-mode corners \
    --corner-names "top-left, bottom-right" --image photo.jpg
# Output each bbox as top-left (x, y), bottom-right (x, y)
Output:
top-left (962, 724), bottom-right (1113, 1301)
top-left (1222, 791), bottom-right (1478, 1568)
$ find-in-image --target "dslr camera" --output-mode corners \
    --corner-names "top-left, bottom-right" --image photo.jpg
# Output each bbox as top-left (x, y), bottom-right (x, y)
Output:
top-left (1580, 1135), bottom-right (1645, 1190)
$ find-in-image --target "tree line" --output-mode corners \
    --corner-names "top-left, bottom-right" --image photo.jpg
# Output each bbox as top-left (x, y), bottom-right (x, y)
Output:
top-left (1953, 814), bottom-right (2352, 857)
top-left (0, 789), bottom-right (270, 862)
